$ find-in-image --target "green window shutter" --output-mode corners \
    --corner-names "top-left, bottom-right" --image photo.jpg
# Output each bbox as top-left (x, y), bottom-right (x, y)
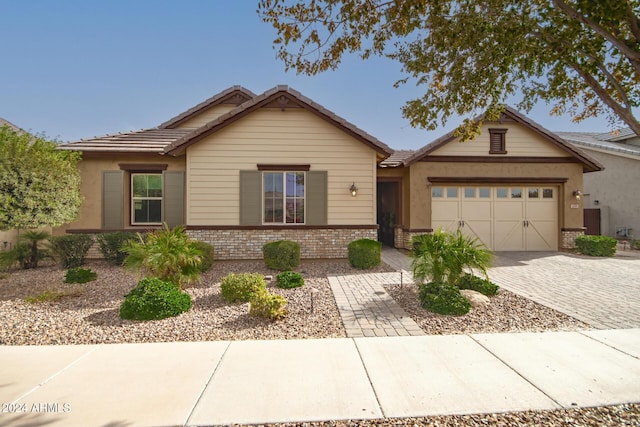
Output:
top-left (240, 170), bottom-right (261, 225)
top-left (102, 171), bottom-right (124, 229)
top-left (306, 171), bottom-right (328, 225)
top-left (163, 171), bottom-right (185, 228)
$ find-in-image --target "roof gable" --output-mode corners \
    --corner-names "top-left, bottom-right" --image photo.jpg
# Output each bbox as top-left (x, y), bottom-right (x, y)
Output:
top-left (159, 86), bottom-right (256, 129)
top-left (403, 106), bottom-right (603, 172)
top-left (163, 85), bottom-right (393, 159)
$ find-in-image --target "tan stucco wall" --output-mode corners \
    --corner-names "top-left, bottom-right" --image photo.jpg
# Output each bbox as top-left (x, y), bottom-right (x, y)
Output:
top-left (580, 148), bottom-right (640, 238)
top-left (56, 154), bottom-right (186, 233)
top-left (406, 161), bottom-right (585, 231)
top-left (186, 108), bottom-right (378, 226)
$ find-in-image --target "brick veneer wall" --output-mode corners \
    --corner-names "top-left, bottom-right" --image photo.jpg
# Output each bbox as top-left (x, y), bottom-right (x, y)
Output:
top-left (561, 228), bottom-right (585, 249)
top-left (186, 227), bottom-right (378, 260)
top-left (394, 227), bottom-right (432, 250)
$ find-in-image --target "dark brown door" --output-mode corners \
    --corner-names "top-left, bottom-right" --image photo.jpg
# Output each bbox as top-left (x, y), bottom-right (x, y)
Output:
top-left (377, 180), bottom-right (401, 246)
top-left (584, 208), bottom-right (601, 235)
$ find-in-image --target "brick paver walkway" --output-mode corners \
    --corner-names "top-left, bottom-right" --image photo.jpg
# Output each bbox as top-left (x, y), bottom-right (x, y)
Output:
top-left (328, 271), bottom-right (424, 338)
top-left (488, 251), bottom-right (640, 329)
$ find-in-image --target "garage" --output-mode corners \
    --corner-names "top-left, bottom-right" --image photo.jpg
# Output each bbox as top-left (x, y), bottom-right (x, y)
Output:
top-left (431, 185), bottom-right (558, 251)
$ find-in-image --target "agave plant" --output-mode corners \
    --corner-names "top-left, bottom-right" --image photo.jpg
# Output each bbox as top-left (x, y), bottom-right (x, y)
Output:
top-left (122, 224), bottom-right (203, 288)
top-left (410, 229), bottom-right (492, 286)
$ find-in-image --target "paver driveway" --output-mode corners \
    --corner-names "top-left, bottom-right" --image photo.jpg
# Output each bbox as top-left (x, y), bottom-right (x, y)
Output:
top-left (488, 251), bottom-right (640, 329)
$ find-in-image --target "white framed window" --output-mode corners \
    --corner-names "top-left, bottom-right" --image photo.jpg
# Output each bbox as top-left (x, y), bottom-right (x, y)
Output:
top-left (131, 173), bottom-right (162, 225)
top-left (263, 171), bottom-right (305, 224)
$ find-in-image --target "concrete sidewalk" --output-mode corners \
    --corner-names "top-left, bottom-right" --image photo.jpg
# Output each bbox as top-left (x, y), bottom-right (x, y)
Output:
top-left (1, 329), bottom-right (640, 427)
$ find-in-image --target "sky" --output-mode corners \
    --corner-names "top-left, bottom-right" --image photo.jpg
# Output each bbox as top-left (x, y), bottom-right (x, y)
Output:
top-left (0, 0), bottom-right (619, 150)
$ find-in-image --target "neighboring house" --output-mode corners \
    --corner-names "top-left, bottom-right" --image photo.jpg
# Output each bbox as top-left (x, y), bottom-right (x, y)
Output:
top-left (558, 129), bottom-right (640, 239)
top-left (57, 88), bottom-right (602, 258)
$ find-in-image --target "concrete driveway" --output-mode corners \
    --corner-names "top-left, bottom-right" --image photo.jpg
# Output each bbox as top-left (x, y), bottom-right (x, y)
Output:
top-left (488, 251), bottom-right (640, 329)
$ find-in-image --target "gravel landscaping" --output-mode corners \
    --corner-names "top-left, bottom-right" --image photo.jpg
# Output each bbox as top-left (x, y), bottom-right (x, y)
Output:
top-left (0, 259), bottom-right (393, 346)
top-left (385, 283), bottom-right (591, 335)
top-left (230, 403), bottom-right (640, 426)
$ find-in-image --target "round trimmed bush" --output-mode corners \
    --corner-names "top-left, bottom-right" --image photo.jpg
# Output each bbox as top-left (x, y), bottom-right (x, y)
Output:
top-left (120, 277), bottom-right (192, 321)
top-left (457, 273), bottom-right (499, 296)
top-left (220, 272), bottom-right (266, 303)
top-left (276, 271), bottom-right (305, 289)
top-left (419, 282), bottom-right (471, 316)
top-left (249, 289), bottom-right (288, 320)
top-left (347, 238), bottom-right (382, 269)
top-left (263, 240), bottom-right (300, 271)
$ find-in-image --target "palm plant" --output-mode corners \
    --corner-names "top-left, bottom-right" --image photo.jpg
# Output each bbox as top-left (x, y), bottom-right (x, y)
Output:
top-left (122, 224), bottom-right (203, 288)
top-left (410, 229), bottom-right (492, 286)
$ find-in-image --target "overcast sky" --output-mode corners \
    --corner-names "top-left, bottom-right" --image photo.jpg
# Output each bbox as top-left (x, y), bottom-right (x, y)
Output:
top-left (0, 1), bottom-right (618, 150)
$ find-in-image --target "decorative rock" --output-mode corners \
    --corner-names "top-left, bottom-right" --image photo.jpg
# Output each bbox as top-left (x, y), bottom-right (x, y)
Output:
top-left (460, 289), bottom-right (490, 308)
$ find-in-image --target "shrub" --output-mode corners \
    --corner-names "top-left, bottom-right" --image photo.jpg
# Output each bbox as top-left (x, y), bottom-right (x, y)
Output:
top-left (220, 272), bottom-right (266, 303)
top-left (419, 282), bottom-right (471, 316)
top-left (276, 271), bottom-right (305, 289)
top-left (630, 239), bottom-right (640, 250)
top-left (249, 289), bottom-right (288, 320)
top-left (122, 224), bottom-right (203, 288)
top-left (348, 239), bottom-right (382, 269)
top-left (97, 232), bottom-right (138, 265)
top-left (64, 267), bottom-right (97, 284)
top-left (0, 231), bottom-right (51, 270)
top-left (192, 241), bottom-right (215, 272)
top-left (411, 229), bottom-right (492, 285)
top-left (457, 273), bottom-right (499, 296)
top-left (263, 240), bottom-right (300, 271)
top-left (575, 235), bottom-right (617, 257)
top-left (49, 234), bottom-right (94, 268)
top-left (119, 277), bottom-right (192, 321)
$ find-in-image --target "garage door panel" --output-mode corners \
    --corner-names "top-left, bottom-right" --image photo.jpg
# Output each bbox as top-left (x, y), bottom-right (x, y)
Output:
top-left (526, 220), bottom-right (558, 251)
top-left (431, 186), bottom-right (558, 251)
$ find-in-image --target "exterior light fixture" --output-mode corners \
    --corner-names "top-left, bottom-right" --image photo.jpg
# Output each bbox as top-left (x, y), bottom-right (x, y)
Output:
top-left (572, 190), bottom-right (582, 200)
top-left (350, 182), bottom-right (358, 197)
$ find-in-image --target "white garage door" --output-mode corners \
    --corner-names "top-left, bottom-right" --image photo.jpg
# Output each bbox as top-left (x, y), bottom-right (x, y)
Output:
top-left (432, 186), bottom-right (558, 251)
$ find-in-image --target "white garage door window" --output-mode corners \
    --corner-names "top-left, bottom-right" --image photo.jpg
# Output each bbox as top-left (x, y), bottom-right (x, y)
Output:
top-left (432, 186), bottom-right (558, 251)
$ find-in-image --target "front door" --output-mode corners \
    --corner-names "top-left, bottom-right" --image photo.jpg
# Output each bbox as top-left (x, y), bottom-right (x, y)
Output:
top-left (377, 180), bottom-right (401, 246)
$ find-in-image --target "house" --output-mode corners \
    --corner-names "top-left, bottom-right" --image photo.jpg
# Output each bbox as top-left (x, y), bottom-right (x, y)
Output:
top-left (57, 87), bottom-right (602, 258)
top-left (58, 86), bottom-right (392, 259)
top-left (558, 129), bottom-right (640, 239)
top-left (377, 107), bottom-right (602, 252)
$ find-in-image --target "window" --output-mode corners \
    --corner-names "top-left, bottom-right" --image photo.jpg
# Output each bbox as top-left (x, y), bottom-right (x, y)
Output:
top-left (543, 188), bottom-right (554, 198)
top-left (489, 128), bottom-right (507, 154)
top-left (464, 187), bottom-right (476, 198)
top-left (511, 188), bottom-right (522, 198)
top-left (264, 172), bottom-right (305, 224)
top-left (431, 187), bottom-right (443, 198)
top-left (478, 188), bottom-right (491, 198)
top-left (446, 187), bottom-right (458, 198)
top-left (132, 174), bottom-right (162, 224)
top-left (528, 188), bottom-right (539, 198)
top-left (496, 187), bottom-right (508, 198)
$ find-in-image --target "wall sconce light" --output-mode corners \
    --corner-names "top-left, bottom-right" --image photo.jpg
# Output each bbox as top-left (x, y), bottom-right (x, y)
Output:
top-left (594, 200), bottom-right (600, 205)
top-left (572, 190), bottom-right (582, 200)
top-left (350, 182), bottom-right (358, 197)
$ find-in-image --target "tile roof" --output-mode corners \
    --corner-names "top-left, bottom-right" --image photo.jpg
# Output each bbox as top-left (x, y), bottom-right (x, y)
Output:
top-left (558, 129), bottom-right (640, 158)
top-left (0, 117), bottom-right (22, 132)
top-left (402, 106), bottom-right (603, 172)
top-left (379, 149), bottom-right (415, 167)
top-left (159, 86), bottom-right (256, 129)
top-left (163, 85), bottom-right (393, 158)
top-left (59, 129), bottom-right (192, 153)
top-left (60, 86), bottom-right (393, 160)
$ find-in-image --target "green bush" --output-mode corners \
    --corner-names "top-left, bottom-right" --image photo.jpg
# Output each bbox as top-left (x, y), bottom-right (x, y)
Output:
top-left (631, 239), bottom-right (640, 250)
top-left (263, 240), bottom-right (301, 271)
top-left (249, 289), bottom-right (288, 320)
top-left (120, 277), bottom-right (192, 321)
top-left (276, 271), bottom-right (305, 289)
top-left (457, 273), bottom-right (499, 296)
top-left (411, 229), bottom-right (492, 285)
top-left (65, 267), bottom-right (97, 284)
top-left (192, 241), bottom-right (215, 272)
top-left (122, 224), bottom-right (203, 288)
top-left (419, 282), bottom-right (471, 316)
top-left (347, 238), bottom-right (382, 269)
top-left (220, 272), bottom-right (266, 303)
top-left (49, 234), bottom-right (94, 268)
top-left (97, 232), bottom-right (138, 265)
top-left (575, 235), bottom-right (617, 257)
